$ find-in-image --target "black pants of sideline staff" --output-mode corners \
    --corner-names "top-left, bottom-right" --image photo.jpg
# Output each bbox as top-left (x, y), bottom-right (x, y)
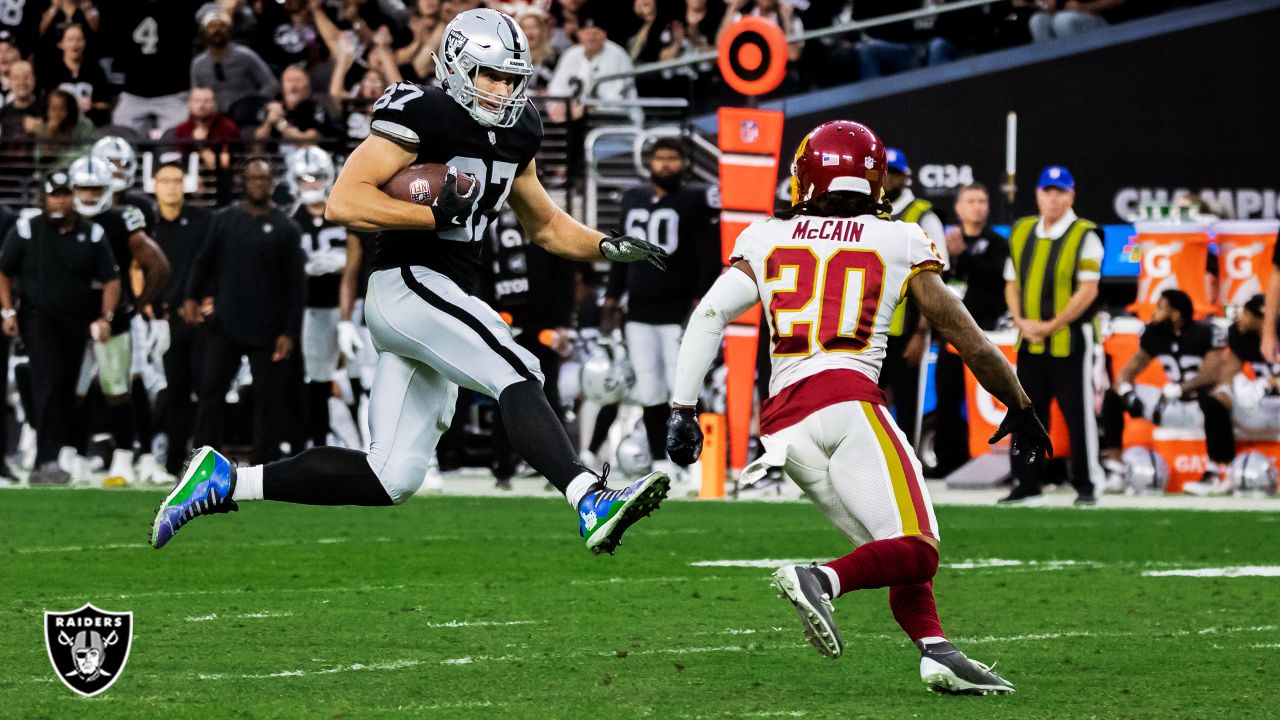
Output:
top-left (193, 329), bottom-right (289, 465)
top-left (163, 319), bottom-right (208, 475)
top-left (23, 310), bottom-right (88, 466)
top-left (1012, 347), bottom-right (1100, 498)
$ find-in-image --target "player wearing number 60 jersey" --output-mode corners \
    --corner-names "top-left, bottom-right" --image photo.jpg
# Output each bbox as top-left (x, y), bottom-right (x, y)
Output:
top-left (150, 8), bottom-right (671, 558)
top-left (666, 120), bottom-right (1052, 695)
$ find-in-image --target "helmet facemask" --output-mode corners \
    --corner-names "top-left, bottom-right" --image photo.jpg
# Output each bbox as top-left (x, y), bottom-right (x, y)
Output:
top-left (69, 156), bottom-right (115, 216)
top-left (434, 11), bottom-right (534, 129)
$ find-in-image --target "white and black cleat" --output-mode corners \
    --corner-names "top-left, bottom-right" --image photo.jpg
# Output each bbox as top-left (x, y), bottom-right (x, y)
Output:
top-left (918, 640), bottom-right (1014, 695)
top-left (771, 564), bottom-right (842, 659)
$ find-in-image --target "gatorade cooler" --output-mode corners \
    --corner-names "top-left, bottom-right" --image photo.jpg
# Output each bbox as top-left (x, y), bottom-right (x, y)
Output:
top-left (1130, 221), bottom-right (1214, 321)
top-left (1214, 219), bottom-right (1279, 311)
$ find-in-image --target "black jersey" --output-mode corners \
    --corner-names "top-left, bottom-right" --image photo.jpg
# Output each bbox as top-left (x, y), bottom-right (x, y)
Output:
top-left (368, 84), bottom-right (543, 292)
top-left (104, 0), bottom-right (195, 98)
top-left (293, 205), bottom-right (349, 308)
top-left (1138, 320), bottom-right (1224, 384)
top-left (153, 204), bottom-right (212, 314)
top-left (1228, 323), bottom-right (1280, 381)
top-left (93, 205), bottom-right (148, 334)
top-left (605, 182), bottom-right (722, 325)
top-left (481, 208), bottom-right (574, 331)
top-left (119, 190), bottom-right (156, 234)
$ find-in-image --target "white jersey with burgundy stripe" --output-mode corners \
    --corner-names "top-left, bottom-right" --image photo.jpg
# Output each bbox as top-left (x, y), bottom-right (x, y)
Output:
top-left (730, 213), bottom-right (945, 395)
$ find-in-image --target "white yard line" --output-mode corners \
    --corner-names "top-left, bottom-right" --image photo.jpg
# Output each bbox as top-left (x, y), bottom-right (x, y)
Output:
top-left (185, 611), bottom-right (294, 622)
top-left (423, 620), bottom-right (539, 628)
top-left (1143, 566), bottom-right (1280, 577)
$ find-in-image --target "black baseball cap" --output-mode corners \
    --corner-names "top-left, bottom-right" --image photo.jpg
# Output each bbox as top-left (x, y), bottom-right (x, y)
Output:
top-left (44, 169), bottom-right (72, 194)
top-left (1243, 294), bottom-right (1265, 318)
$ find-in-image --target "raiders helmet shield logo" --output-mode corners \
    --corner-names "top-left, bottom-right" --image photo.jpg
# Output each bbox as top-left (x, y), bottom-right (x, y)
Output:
top-left (445, 29), bottom-right (467, 60)
top-left (409, 177), bottom-right (432, 205)
top-left (44, 603), bottom-right (133, 697)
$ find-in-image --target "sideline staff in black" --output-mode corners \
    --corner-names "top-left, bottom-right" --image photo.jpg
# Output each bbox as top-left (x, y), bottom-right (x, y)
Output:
top-left (153, 159), bottom-right (214, 476)
top-left (934, 182), bottom-right (1008, 475)
top-left (1002, 166), bottom-right (1104, 506)
top-left (0, 171), bottom-right (121, 483)
top-left (186, 157), bottom-right (305, 464)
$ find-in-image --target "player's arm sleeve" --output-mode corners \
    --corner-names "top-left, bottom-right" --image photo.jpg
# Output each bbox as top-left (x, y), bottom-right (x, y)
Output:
top-left (906, 222), bottom-right (945, 277)
top-left (1076, 230), bottom-right (1104, 281)
top-left (368, 86), bottom-right (423, 150)
top-left (671, 267), bottom-right (759, 406)
top-left (919, 212), bottom-right (949, 271)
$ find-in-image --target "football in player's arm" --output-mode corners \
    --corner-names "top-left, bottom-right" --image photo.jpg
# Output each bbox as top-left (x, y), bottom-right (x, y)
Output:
top-left (324, 77), bottom-right (665, 269)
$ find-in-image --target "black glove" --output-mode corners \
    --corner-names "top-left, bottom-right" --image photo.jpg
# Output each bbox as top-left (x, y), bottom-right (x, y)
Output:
top-left (988, 404), bottom-right (1052, 466)
top-left (666, 406), bottom-right (703, 467)
top-left (432, 166), bottom-right (477, 231)
top-left (600, 230), bottom-right (668, 270)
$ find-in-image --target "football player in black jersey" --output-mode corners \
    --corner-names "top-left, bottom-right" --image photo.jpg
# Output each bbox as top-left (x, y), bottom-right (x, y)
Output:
top-left (92, 136), bottom-right (158, 232)
top-left (603, 137), bottom-right (721, 484)
top-left (1185, 294), bottom-right (1280, 496)
top-left (69, 156), bottom-right (172, 486)
top-left (1101, 289), bottom-right (1227, 491)
top-left (152, 8), bottom-right (671, 556)
top-left (288, 147), bottom-right (364, 450)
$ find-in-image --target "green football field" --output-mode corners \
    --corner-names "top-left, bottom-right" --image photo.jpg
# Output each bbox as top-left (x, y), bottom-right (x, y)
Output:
top-left (2, 489), bottom-right (1278, 719)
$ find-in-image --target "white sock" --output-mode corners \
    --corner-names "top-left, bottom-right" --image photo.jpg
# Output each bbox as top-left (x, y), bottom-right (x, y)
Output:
top-left (918, 635), bottom-right (947, 647)
top-left (566, 471), bottom-right (598, 510)
top-left (232, 465), bottom-right (264, 502)
top-left (818, 565), bottom-right (841, 598)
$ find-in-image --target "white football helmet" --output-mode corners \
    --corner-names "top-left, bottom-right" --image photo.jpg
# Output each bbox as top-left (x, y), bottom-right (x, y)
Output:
top-left (1122, 446), bottom-right (1168, 495)
top-left (91, 136), bottom-right (138, 193)
top-left (287, 147), bottom-right (336, 206)
top-left (68, 156), bottom-right (115, 217)
top-left (580, 341), bottom-right (635, 405)
top-left (433, 8), bottom-right (533, 128)
top-left (615, 427), bottom-right (654, 479)
top-left (1229, 452), bottom-right (1278, 496)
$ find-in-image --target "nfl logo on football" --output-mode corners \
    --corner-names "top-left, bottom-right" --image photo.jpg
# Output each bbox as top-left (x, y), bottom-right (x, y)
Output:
top-left (409, 177), bottom-right (432, 205)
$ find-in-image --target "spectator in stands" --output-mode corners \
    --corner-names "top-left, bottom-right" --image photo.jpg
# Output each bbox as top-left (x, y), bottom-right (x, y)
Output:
top-left (854, 0), bottom-right (952, 80)
top-left (1028, 0), bottom-right (1126, 42)
top-left (683, 0), bottom-right (722, 54)
top-left (518, 8), bottom-right (559, 92)
top-left (0, 61), bottom-right (42, 142)
top-left (0, 9), bottom-right (42, 57)
top-left (253, 0), bottom-right (323, 74)
top-left (328, 28), bottom-right (400, 141)
top-left (549, 0), bottom-right (586, 57)
top-left (0, 32), bottom-right (19, 94)
top-left (32, 88), bottom-right (94, 165)
top-left (110, 0), bottom-right (198, 137)
top-left (190, 8), bottom-right (281, 129)
top-left (628, 0), bottom-right (665, 63)
top-left (393, 0), bottom-right (446, 83)
top-left (547, 14), bottom-right (641, 124)
top-left (38, 0), bottom-right (100, 44)
top-left (41, 22), bottom-right (112, 127)
top-left (253, 64), bottom-right (334, 146)
top-left (171, 86), bottom-right (240, 170)
top-left (718, 0), bottom-right (805, 63)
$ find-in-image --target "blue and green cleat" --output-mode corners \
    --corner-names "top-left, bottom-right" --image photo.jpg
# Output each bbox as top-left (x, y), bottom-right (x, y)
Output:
top-left (579, 468), bottom-right (670, 555)
top-left (149, 446), bottom-right (238, 550)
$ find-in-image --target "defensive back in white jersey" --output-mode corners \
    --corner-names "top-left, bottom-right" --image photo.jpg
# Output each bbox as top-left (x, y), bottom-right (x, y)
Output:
top-left (731, 213), bottom-right (945, 396)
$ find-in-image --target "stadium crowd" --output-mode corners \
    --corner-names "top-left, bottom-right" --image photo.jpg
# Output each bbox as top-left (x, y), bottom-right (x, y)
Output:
top-left (0, 0), bottom-right (1257, 497)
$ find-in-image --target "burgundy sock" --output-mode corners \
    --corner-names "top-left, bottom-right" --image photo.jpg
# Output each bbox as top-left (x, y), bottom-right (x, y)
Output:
top-left (890, 581), bottom-right (945, 643)
top-left (822, 537), bottom-right (939, 597)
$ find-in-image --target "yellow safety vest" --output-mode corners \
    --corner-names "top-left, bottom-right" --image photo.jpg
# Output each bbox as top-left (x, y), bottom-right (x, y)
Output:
top-left (888, 198), bottom-right (934, 337)
top-left (1008, 215), bottom-right (1098, 357)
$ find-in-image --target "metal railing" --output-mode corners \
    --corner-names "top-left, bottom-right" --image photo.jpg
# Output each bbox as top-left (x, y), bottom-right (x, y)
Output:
top-left (590, 0), bottom-right (1005, 94)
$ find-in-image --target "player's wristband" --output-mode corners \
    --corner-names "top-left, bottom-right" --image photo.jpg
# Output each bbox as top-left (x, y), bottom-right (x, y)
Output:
top-left (0, 308), bottom-right (14, 319)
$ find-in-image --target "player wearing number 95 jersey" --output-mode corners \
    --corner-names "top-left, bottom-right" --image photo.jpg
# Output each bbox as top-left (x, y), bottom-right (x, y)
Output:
top-left (150, 9), bottom-right (672, 560)
top-left (665, 120), bottom-right (1051, 695)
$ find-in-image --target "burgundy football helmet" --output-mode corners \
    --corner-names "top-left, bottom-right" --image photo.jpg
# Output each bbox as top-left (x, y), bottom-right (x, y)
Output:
top-left (789, 120), bottom-right (887, 205)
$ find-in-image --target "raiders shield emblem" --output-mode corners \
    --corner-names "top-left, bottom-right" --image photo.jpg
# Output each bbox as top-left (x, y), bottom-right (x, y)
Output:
top-left (45, 603), bottom-right (133, 697)
top-left (445, 29), bottom-right (467, 60)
